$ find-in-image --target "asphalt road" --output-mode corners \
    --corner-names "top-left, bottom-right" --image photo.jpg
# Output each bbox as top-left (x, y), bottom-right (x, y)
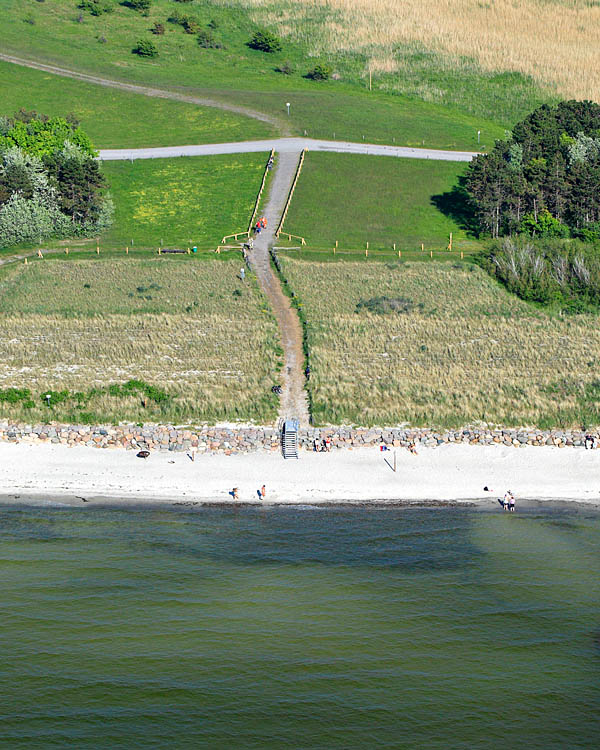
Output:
top-left (99, 138), bottom-right (479, 162)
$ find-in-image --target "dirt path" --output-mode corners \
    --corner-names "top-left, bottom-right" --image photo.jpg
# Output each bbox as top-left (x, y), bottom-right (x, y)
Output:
top-left (0, 53), bottom-right (290, 136)
top-left (250, 152), bottom-right (310, 426)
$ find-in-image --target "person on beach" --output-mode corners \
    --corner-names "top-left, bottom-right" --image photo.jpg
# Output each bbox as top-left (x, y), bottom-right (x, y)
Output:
top-left (313, 437), bottom-right (321, 452)
top-left (503, 490), bottom-right (513, 511)
top-left (585, 434), bottom-right (594, 450)
top-left (260, 485), bottom-right (266, 499)
top-left (408, 442), bottom-right (418, 455)
top-left (325, 437), bottom-right (331, 452)
top-left (232, 487), bottom-right (239, 500)
top-left (509, 494), bottom-right (515, 512)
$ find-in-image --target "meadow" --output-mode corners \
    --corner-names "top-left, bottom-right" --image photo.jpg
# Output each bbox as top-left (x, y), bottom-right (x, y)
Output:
top-left (0, 258), bottom-right (281, 424)
top-left (1, 0), bottom-right (511, 146)
top-left (279, 257), bottom-right (600, 428)
top-left (0, 61), bottom-right (273, 148)
top-left (102, 153), bottom-right (268, 249)
top-left (283, 153), bottom-right (479, 252)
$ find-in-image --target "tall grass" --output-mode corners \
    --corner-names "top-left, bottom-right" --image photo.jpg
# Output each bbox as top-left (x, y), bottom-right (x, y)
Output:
top-left (236, 0), bottom-right (600, 102)
top-left (280, 257), bottom-right (600, 428)
top-left (0, 259), bottom-right (281, 423)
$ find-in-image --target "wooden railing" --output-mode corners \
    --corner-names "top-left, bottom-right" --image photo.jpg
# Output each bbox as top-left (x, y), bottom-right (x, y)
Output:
top-left (248, 149), bottom-right (275, 234)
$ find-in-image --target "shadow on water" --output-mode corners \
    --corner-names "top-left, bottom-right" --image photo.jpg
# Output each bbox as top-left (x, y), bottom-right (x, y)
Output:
top-left (431, 175), bottom-right (481, 237)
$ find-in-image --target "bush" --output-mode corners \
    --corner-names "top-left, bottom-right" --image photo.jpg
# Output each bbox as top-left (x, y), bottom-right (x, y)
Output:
top-left (79, 0), bottom-right (114, 15)
top-left (132, 38), bottom-right (158, 57)
top-left (168, 10), bottom-right (200, 33)
top-left (306, 64), bottom-right (331, 80)
top-left (356, 296), bottom-right (423, 315)
top-left (275, 61), bottom-right (294, 75)
top-left (197, 29), bottom-right (220, 48)
top-left (248, 29), bottom-right (282, 53)
top-left (151, 22), bottom-right (164, 35)
top-left (123, 0), bottom-right (150, 14)
top-left (520, 209), bottom-right (569, 239)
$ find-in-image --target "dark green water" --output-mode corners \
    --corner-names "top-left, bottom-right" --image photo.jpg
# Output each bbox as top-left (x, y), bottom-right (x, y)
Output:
top-left (1, 504), bottom-right (599, 749)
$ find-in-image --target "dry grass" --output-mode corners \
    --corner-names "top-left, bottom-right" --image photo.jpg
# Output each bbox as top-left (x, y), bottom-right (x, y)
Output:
top-left (234, 0), bottom-right (600, 101)
top-left (0, 259), bottom-right (281, 424)
top-left (280, 257), bottom-right (600, 428)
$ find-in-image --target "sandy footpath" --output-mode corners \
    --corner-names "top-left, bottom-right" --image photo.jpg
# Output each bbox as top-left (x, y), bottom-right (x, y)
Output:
top-left (0, 441), bottom-right (599, 507)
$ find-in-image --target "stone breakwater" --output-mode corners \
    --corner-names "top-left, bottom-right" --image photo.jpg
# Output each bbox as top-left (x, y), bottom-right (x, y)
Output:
top-left (0, 423), bottom-right (598, 453)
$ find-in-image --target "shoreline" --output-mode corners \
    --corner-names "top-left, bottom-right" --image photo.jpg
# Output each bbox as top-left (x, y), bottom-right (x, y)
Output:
top-left (2, 441), bottom-right (600, 508)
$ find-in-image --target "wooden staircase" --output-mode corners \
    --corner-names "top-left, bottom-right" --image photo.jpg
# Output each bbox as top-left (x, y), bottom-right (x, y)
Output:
top-left (281, 418), bottom-right (299, 459)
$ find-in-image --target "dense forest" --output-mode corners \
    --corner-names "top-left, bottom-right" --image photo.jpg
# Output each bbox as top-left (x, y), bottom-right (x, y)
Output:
top-left (466, 100), bottom-right (600, 239)
top-left (0, 110), bottom-right (112, 246)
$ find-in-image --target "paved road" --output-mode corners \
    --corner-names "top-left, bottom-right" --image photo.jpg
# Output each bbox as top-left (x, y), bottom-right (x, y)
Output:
top-left (99, 138), bottom-right (479, 162)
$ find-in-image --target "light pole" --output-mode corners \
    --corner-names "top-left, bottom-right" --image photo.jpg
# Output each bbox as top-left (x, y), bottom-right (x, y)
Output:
top-left (286, 102), bottom-right (290, 116)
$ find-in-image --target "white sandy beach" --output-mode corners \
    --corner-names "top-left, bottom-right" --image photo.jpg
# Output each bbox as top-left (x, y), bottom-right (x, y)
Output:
top-left (1, 441), bottom-right (599, 506)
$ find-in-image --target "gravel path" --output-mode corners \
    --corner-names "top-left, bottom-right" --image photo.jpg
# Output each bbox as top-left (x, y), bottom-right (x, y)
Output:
top-left (0, 53), bottom-right (290, 135)
top-left (249, 152), bottom-right (310, 426)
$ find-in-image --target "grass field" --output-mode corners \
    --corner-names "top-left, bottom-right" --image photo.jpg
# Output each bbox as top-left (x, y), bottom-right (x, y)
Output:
top-left (279, 257), bottom-right (600, 429)
top-left (0, 61), bottom-right (273, 147)
top-left (101, 153), bottom-right (267, 249)
top-left (0, 258), bottom-right (281, 424)
top-left (1, 0), bottom-right (514, 146)
top-left (283, 153), bottom-right (479, 252)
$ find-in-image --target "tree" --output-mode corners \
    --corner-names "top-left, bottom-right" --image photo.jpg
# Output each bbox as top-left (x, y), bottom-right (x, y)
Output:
top-left (248, 29), bottom-right (282, 53)
top-left (132, 38), bottom-right (158, 57)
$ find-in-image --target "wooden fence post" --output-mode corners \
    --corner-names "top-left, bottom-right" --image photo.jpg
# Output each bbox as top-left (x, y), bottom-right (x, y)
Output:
top-left (430, 250), bottom-right (433, 258)
top-left (96, 246), bottom-right (100, 255)
top-left (37, 250), bottom-right (43, 258)
top-left (366, 247), bottom-right (369, 257)
top-left (65, 247), bottom-right (69, 255)
top-left (398, 249), bottom-right (401, 258)
top-left (421, 243), bottom-right (424, 252)
top-left (461, 250), bottom-right (464, 259)
top-left (158, 247), bottom-right (161, 255)
top-left (126, 246), bottom-right (129, 254)
top-left (449, 232), bottom-right (453, 251)
top-left (24, 258), bottom-right (28, 265)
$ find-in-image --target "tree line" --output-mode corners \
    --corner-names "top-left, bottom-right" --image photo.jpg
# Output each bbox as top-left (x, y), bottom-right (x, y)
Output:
top-left (0, 110), bottom-right (112, 247)
top-left (466, 100), bottom-right (600, 240)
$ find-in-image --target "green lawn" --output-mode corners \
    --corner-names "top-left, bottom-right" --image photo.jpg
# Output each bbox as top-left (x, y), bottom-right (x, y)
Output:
top-left (283, 152), bottom-right (479, 252)
top-left (0, 60), bottom-right (273, 148)
top-left (102, 153), bottom-right (267, 249)
top-left (0, 0), bottom-right (520, 148)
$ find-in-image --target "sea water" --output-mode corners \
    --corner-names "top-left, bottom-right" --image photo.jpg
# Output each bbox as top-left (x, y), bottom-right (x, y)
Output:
top-left (0, 504), bottom-right (598, 749)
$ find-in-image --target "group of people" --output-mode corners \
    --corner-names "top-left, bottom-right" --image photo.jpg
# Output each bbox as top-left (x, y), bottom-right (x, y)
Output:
top-left (313, 437), bottom-right (331, 452)
top-left (231, 485), bottom-right (266, 501)
top-left (254, 216), bottom-right (268, 235)
top-left (500, 490), bottom-right (516, 512)
top-left (585, 434), bottom-right (598, 449)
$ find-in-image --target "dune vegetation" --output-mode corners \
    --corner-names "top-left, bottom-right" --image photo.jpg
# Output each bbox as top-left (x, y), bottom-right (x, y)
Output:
top-left (279, 257), bottom-right (600, 429)
top-left (0, 257), bottom-right (281, 424)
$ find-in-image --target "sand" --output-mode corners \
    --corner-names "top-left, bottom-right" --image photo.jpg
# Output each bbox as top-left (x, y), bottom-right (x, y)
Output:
top-left (1, 441), bottom-right (599, 507)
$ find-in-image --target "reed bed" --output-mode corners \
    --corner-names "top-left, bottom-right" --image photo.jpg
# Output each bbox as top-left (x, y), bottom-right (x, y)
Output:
top-left (0, 259), bottom-right (280, 423)
top-left (280, 257), bottom-right (600, 428)
top-left (235, 0), bottom-right (600, 101)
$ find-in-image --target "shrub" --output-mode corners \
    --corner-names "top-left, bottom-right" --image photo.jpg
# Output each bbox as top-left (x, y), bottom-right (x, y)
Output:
top-left (307, 64), bottom-right (331, 80)
top-left (197, 29), bottom-right (220, 48)
top-left (275, 61), bottom-right (294, 75)
top-left (151, 22), bottom-right (165, 35)
top-left (132, 38), bottom-right (158, 57)
top-left (123, 0), bottom-right (150, 14)
top-left (520, 209), bottom-right (569, 239)
top-left (356, 296), bottom-right (423, 315)
top-left (168, 10), bottom-right (200, 33)
top-left (248, 29), bottom-right (282, 53)
top-left (79, 0), bottom-right (114, 15)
